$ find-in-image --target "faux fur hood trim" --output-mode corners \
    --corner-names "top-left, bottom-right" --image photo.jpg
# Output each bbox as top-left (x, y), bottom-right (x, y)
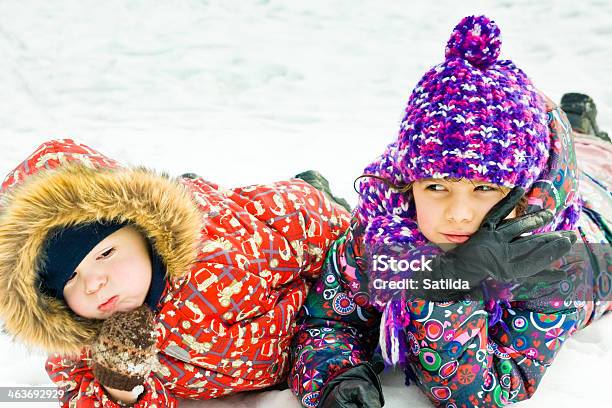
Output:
top-left (0, 164), bottom-right (202, 354)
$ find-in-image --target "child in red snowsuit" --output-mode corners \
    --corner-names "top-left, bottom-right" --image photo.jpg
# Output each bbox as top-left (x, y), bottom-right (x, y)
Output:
top-left (0, 139), bottom-right (350, 407)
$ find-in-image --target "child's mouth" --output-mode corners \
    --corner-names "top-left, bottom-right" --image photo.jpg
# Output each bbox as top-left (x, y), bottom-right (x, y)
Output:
top-left (98, 295), bottom-right (119, 312)
top-left (441, 233), bottom-right (472, 244)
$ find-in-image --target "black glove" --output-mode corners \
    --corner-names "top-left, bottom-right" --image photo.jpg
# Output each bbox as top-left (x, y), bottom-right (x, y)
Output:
top-left (319, 355), bottom-right (385, 408)
top-left (409, 187), bottom-right (576, 300)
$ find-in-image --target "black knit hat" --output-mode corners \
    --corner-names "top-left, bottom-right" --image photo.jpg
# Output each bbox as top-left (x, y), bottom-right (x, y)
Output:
top-left (39, 220), bottom-right (128, 300)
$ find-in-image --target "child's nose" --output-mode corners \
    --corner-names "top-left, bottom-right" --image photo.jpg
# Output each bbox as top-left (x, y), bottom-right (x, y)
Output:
top-left (84, 273), bottom-right (108, 295)
top-left (445, 199), bottom-right (474, 223)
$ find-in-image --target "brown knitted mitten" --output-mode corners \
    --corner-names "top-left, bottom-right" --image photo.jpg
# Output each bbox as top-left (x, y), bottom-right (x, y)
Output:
top-left (91, 305), bottom-right (158, 391)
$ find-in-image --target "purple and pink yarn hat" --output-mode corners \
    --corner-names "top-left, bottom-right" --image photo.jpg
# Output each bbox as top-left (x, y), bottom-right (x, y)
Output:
top-left (356, 15), bottom-right (558, 246)
top-left (401, 15), bottom-right (550, 187)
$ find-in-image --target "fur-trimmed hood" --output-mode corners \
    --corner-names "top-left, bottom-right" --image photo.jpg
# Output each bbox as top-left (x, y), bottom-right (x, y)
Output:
top-left (0, 140), bottom-right (202, 354)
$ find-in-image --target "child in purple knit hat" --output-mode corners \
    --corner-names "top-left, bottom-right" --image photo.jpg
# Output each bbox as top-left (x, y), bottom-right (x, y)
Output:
top-left (289, 15), bottom-right (611, 408)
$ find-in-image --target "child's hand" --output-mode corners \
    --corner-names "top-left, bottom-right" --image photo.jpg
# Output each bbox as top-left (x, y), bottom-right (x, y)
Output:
top-left (433, 186), bottom-right (576, 288)
top-left (91, 305), bottom-right (158, 393)
top-left (319, 355), bottom-right (385, 408)
top-left (403, 187), bottom-right (575, 302)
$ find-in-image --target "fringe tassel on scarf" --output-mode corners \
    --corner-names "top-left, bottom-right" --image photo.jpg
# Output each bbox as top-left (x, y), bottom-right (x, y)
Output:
top-left (379, 299), bottom-right (411, 367)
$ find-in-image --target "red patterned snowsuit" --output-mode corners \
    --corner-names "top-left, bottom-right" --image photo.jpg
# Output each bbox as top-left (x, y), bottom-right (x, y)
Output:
top-left (0, 139), bottom-right (350, 407)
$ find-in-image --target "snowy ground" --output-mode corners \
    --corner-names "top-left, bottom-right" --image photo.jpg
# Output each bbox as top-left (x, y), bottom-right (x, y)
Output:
top-left (0, 0), bottom-right (610, 407)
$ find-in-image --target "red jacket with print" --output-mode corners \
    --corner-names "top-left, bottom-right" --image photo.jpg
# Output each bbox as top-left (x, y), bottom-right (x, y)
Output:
top-left (0, 139), bottom-right (350, 407)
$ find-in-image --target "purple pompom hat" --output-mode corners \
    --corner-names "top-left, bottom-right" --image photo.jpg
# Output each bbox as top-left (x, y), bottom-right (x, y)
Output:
top-left (399, 15), bottom-right (549, 188)
top-left (353, 15), bottom-right (583, 245)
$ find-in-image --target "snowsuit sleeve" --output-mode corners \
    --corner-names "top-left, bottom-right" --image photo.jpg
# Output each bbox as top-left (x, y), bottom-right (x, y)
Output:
top-left (288, 228), bottom-right (382, 408)
top-left (228, 179), bottom-right (351, 280)
top-left (404, 297), bottom-right (580, 407)
top-left (45, 350), bottom-right (177, 408)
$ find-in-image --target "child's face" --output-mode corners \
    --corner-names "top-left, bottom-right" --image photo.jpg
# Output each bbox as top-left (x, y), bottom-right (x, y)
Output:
top-left (63, 225), bottom-right (152, 319)
top-left (412, 178), bottom-right (516, 250)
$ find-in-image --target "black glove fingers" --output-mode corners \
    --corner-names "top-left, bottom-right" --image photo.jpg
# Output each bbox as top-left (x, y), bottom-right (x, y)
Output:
top-left (534, 268), bottom-right (568, 283)
top-left (480, 186), bottom-right (525, 228)
top-left (510, 236), bottom-right (574, 278)
top-left (519, 268), bottom-right (568, 285)
top-left (351, 381), bottom-right (382, 408)
top-left (323, 386), bottom-right (357, 408)
top-left (563, 230), bottom-right (578, 244)
top-left (328, 381), bottom-right (380, 408)
top-left (335, 382), bottom-right (364, 408)
top-left (508, 231), bottom-right (571, 258)
top-left (497, 209), bottom-right (553, 240)
top-left (319, 364), bottom-right (384, 408)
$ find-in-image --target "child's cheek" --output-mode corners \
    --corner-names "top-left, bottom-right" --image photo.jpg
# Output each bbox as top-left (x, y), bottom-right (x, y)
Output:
top-left (65, 296), bottom-right (86, 318)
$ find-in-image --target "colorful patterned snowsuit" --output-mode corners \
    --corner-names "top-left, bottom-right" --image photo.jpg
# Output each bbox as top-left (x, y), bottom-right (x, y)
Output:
top-left (289, 115), bottom-right (612, 407)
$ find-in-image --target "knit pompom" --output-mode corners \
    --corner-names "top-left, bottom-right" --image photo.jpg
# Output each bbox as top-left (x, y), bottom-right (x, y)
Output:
top-left (445, 15), bottom-right (501, 69)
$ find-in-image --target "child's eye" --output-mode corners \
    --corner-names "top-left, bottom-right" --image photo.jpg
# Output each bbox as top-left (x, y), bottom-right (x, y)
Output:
top-left (475, 185), bottom-right (499, 192)
top-left (97, 248), bottom-right (115, 260)
top-left (425, 184), bottom-right (446, 192)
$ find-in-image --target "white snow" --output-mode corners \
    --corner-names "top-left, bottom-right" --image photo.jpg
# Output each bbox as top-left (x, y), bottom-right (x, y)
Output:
top-left (0, 1), bottom-right (610, 407)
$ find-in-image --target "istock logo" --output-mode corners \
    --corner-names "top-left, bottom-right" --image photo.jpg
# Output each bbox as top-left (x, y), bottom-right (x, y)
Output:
top-left (372, 254), bottom-right (433, 272)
